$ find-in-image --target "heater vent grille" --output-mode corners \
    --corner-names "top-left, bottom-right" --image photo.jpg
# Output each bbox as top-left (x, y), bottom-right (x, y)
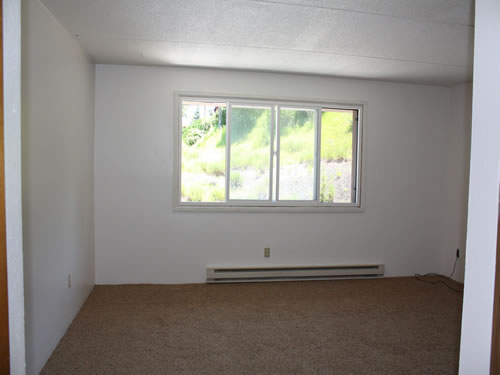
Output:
top-left (206, 264), bottom-right (384, 283)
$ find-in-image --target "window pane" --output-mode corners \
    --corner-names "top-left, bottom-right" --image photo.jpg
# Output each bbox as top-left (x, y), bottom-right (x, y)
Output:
top-left (278, 108), bottom-right (315, 200)
top-left (181, 101), bottom-right (226, 202)
top-left (229, 106), bottom-right (271, 200)
top-left (320, 109), bottom-right (355, 203)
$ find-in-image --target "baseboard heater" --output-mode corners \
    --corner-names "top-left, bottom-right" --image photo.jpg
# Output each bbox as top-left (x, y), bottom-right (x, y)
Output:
top-left (206, 264), bottom-right (384, 283)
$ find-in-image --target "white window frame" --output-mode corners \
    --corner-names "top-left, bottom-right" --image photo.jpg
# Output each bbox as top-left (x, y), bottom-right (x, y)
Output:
top-left (173, 92), bottom-right (365, 212)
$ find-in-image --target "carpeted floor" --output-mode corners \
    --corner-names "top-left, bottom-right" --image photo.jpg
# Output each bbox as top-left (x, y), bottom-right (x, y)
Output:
top-left (42, 277), bottom-right (463, 375)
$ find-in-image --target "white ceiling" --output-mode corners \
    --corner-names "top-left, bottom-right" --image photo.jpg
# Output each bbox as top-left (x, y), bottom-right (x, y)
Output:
top-left (40, 0), bottom-right (474, 86)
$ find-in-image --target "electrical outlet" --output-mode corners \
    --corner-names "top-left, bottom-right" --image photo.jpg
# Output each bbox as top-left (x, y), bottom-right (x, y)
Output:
top-left (456, 249), bottom-right (460, 258)
top-left (264, 247), bottom-right (270, 258)
top-left (67, 273), bottom-right (72, 288)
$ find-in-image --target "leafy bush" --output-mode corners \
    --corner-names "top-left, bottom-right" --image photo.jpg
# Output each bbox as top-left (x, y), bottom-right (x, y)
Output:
top-left (215, 107), bottom-right (227, 128)
top-left (182, 107), bottom-right (226, 146)
top-left (182, 117), bottom-right (213, 145)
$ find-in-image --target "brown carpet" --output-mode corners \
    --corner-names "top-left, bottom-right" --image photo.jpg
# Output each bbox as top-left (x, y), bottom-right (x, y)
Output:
top-left (42, 277), bottom-right (463, 375)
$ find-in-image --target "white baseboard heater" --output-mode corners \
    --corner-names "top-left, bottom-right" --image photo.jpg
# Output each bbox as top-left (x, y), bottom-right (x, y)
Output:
top-left (206, 264), bottom-right (385, 283)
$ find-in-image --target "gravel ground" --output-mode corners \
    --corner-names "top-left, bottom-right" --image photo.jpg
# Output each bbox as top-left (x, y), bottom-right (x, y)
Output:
top-left (320, 160), bottom-right (353, 203)
top-left (183, 160), bottom-right (353, 203)
top-left (279, 161), bottom-right (352, 202)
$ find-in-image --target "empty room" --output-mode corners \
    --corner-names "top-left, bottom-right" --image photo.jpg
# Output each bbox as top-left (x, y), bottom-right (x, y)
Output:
top-left (2, 0), bottom-right (500, 374)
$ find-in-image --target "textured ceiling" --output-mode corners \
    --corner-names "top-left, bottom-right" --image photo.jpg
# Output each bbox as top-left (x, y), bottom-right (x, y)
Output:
top-left (40, 0), bottom-right (474, 85)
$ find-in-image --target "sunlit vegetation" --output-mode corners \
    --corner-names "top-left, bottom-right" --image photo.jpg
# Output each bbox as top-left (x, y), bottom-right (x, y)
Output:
top-left (181, 103), bottom-right (353, 202)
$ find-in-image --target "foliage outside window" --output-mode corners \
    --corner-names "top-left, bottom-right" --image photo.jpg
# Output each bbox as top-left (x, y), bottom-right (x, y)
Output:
top-left (177, 95), bottom-right (362, 209)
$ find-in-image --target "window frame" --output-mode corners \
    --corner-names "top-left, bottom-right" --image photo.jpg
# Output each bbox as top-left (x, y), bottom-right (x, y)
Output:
top-left (174, 92), bottom-right (365, 212)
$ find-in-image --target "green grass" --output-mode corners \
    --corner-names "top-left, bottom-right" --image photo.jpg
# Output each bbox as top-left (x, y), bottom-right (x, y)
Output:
top-left (279, 120), bottom-right (315, 166)
top-left (319, 174), bottom-right (336, 203)
top-left (321, 111), bottom-right (353, 162)
top-left (182, 183), bottom-right (225, 202)
top-left (182, 127), bottom-right (225, 175)
top-left (181, 110), bottom-right (353, 202)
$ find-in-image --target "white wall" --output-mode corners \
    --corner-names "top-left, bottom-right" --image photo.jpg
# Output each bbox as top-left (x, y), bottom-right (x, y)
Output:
top-left (21, 0), bottom-right (95, 373)
top-left (459, 0), bottom-right (500, 372)
top-left (94, 64), bottom-right (469, 285)
top-left (441, 83), bottom-right (472, 283)
top-left (3, 0), bottom-right (26, 373)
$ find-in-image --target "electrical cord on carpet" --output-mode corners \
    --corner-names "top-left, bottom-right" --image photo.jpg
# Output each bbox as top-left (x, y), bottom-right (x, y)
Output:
top-left (414, 255), bottom-right (463, 293)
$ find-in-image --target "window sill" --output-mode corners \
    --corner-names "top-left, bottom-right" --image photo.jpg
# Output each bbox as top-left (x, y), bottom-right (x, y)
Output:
top-left (174, 204), bottom-right (364, 213)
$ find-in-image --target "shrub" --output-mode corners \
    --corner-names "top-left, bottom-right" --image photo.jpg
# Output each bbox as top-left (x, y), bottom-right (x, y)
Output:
top-left (182, 110), bottom-right (226, 146)
top-left (319, 175), bottom-right (335, 203)
top-left (210, 188), bottom-right (225, 201)
top-left (186, 185), bottom-right (204, 202)
top-left (182, 126), bottom-right (205, 146)
top-left (182, 183), bottom-right (225, 202)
